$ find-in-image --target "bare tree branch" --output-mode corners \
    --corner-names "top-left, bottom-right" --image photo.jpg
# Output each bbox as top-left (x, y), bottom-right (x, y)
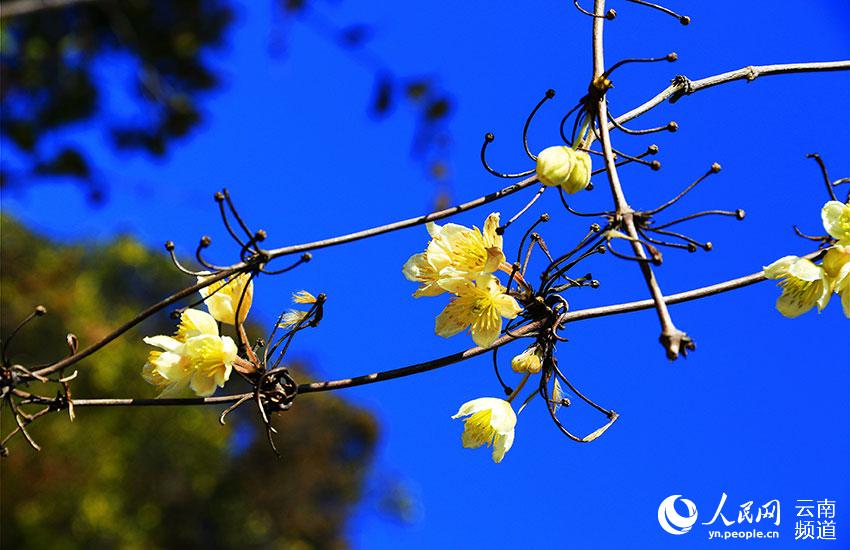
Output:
top-left (614, 60), bottom-right (850, 127)
top-left (53, 253), bottom-right (814, 409)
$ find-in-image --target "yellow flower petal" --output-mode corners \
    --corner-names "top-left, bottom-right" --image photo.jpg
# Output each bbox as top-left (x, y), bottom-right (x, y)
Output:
top-left (176, 308), bottom-right (219, 340)
top-left (142, 312), bottom-right (236, 397)
top-left (198, 272), bottom-right (254, 325)
top-left (822, 200), bottom-right (850, 245)
top-left (765, 256), bottom-right (830, 317)
top-left (434, 274), bottom-right (520, 347)
top-left (452, 397), bottom-right (517, 463)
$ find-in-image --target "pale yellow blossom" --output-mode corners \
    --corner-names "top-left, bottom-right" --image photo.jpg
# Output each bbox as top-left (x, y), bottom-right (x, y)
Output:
top-left (764, 256), bottom-right (831, 318)
top-left (434, 275), bottom-right (521, 348)
top-left (142, 309), bottom-right (237, 397)
top-left (197, 272), bottom-right (253, 325)
top-left (402, 213), bottom-right (505, 297)
top-left (821, 200), bottom-right (850, 246)
top-left (536, 146), bottom-right (592, 194)
top-left (823, 245), bottom-right (850, 317)
top-left (511, 346), bottom-right (543, 374)
top-left (452, 397), bottom-right (517, 463)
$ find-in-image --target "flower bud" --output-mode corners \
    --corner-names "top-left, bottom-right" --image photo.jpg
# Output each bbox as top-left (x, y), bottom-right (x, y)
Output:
top-left (511, 346), bottom-right (543, 374)
top-left (536, 146), bottom-right (592, 194)
top-left (567, 149), bottom-right (592, 194)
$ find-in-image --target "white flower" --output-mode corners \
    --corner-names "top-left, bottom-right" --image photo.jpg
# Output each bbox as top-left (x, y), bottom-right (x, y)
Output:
top-left (451, 397), bottom-right (517, 463)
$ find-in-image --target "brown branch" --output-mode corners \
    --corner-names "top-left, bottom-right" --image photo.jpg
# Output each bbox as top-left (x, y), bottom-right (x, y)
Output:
top-left (614, 60), bottom-right (850, 127)
top-left (17, 253), bottom-right (811, 416)
top-left (260, 175), bottom-right (538, 258)
top-left (282, 260), bottom-right (796, 394)
top-left (592, 0), bottom-right (687, 359)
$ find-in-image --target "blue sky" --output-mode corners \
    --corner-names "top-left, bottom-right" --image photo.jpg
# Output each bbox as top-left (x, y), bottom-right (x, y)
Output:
top-left (3, 1), bottom-right (849, 547)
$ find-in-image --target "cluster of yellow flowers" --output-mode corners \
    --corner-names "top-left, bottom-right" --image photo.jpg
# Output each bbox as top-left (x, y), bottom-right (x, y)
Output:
top-left (403, 213), bottom-right (549, 463)
top-left (142, 273), bottom-right (253, 397)
top-left (402, 212), bottom-right (521, 348)
top-left (765, 200), bottom-right (850, 318)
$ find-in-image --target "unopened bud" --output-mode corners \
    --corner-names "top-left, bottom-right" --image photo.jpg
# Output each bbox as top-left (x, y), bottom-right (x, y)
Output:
top-left (536, 146), bottom-right (593, 195)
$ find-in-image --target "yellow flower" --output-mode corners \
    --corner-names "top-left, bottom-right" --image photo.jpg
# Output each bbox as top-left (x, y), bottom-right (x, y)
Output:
top-left (536, 146), bottom-right (592, 194)
top-left (435, 275), bottom-right (521, 348)
top-left (764, 256), bottom-right (831, 318)
top-left (402, 213), bottom-right (505, 297)
top-left (452, 397), bottom-right (517, 463)
top-left (511, 346), bottom-right (543, 374)
top-left (197, 272), bottom-right (253, 325)
top-left (822, 200), bottom-right (850, 246)
top-left (823, 245), bottom-right (850, 318)
top-left (292, 290), bottom-right (317, 304)
top-left (142, 309), bottom-right (237, 397)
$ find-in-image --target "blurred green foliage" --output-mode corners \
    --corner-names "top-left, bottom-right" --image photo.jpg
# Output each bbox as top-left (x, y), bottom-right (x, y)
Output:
top-left (0, 215), bottom-right (379, 548)
top-left (0, 0), bottom-right (454, 204)
top-left (0, 0), bottom-right (232, 200)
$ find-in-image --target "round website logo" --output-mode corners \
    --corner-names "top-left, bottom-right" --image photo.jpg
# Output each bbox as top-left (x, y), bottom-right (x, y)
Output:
top-left (658, 494), bottom-right (699, 535)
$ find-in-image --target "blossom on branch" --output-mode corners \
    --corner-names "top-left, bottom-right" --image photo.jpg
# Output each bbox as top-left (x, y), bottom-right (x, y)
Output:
top-left (402, 212), bottom-right (505, 297)
top-left (536, 146), bottom-right (592, 194)
top-left (766, 200), bottom-right (850, 318)
top-left (197, 272), bottom-right (253, 325)
top-left (511, 345), bottom-right (543, 374)
top-left (764, 256), bottom-right (830, 318)
top-left (142, 309), bottom-right (237, 397)
top-left (452, 397), bottom-right (517, 464)
top-left (434, 275), bottom-right (521, 348)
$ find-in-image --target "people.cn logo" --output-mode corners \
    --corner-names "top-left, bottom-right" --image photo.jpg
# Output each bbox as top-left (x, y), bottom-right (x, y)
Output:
top-left (658, 495), bottom-right (699, 535)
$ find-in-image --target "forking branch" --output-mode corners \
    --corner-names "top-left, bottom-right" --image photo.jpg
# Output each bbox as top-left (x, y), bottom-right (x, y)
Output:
top-left (2, 0), bottom-right (848, 459)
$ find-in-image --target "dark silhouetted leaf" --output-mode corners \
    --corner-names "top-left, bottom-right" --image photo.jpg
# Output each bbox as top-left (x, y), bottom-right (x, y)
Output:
top-left (371, 74), bottom-right (394, 117)
top-left (33, 147), bottom-right (89, 178)
top-left (424, 97), bottom-right (450, 121)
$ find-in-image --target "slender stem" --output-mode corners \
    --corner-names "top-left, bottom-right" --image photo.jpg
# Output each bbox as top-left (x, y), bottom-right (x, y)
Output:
top-left (33, 268), bottom-right (239, 378)
top-left (592, 0), bottom-right (684, 359)
top-left (507, 373), bottom-right (531, 402)
top-left (261, 175), bottom-right (538, 258)
top-left (71, 395), bottom-right (250, 407)
top-left (613, 60), bottom-right (850, 128)
top-left (295, 255), bottom-right (811, 394)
